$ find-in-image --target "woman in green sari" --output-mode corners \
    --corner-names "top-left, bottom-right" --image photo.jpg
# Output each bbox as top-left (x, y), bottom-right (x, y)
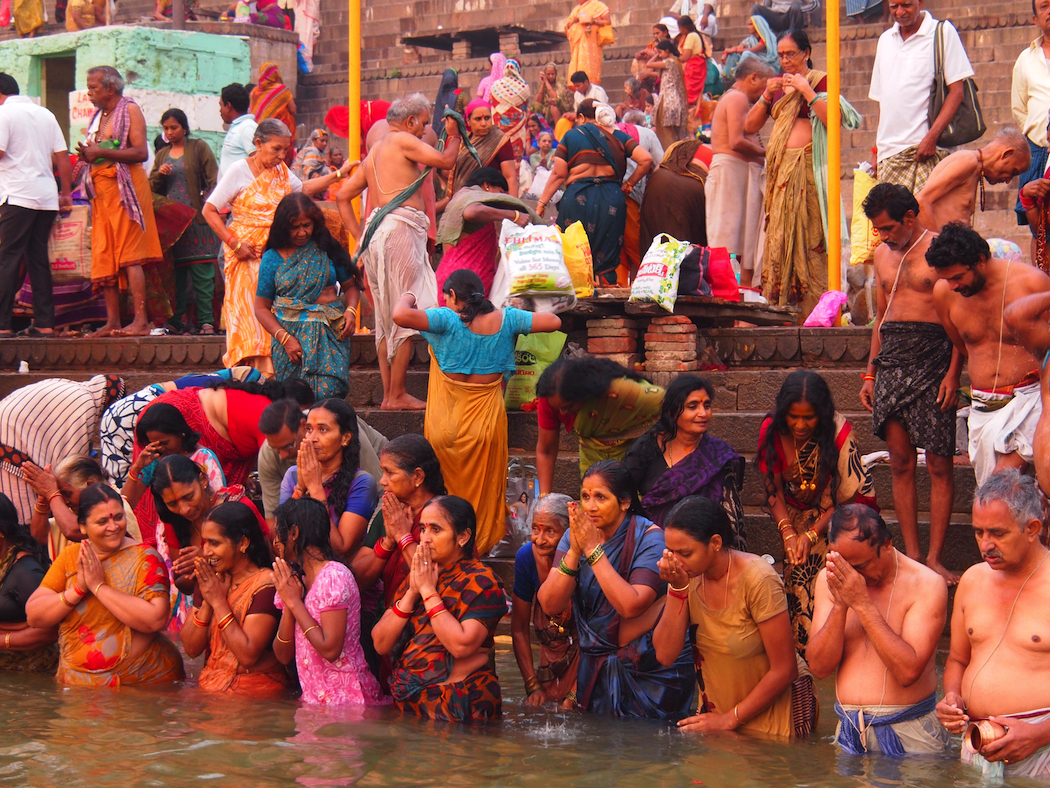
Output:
top-left (253, 193), bottom-right (362, 398)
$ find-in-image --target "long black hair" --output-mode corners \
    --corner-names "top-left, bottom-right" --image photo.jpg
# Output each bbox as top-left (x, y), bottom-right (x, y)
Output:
top-left (211, 376), bottom-right (315, 407)
top-left (649, 374), bottom-right (715, 442)
top-left (273, 497), bottom-right (336, 564)
top-left (310, 399), bottom-right (361, 516)
top-left (204, 501), bottom-right (271, 569)
top-left (582, 460), bottom-right (644, 516)
top-left (537, 355), bottom-right (649, 404)
top-left (664, 495), bottom-right (735, 548)
top-left (0, 492), bottom-right (46, 565)
top-left (756, 370), bottom-right (840, 505)
top-left (264, 192), bottom-right (362, 289)
top-left (76, 483), bottom-right (124, 525)
top-left (381, 434), bottom-right (447, 496)
top-left (151, 454), bottom-right (209, 548)
top-left (425, 495), bottom-right (477, 558)
top-left (135, 402), bottom-right (200, 450)
top-left (443, 269), bottom-right (495, 326)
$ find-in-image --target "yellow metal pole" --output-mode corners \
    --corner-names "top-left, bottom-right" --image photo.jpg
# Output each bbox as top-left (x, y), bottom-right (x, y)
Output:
top-left (827, 0), bottom-right (841, 292)
top-left (348, 0), bottom-right (361, 163)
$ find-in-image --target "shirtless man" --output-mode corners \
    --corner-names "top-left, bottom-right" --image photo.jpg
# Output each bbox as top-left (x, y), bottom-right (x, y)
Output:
top-left (706, 56), bottom-right (773, 287)
top-left (915, 128), bottom-right (1030, 231)
top-left (809, 504), bottom-right (949, 755)
top-left (1003, 289), bottom-right (1050, 497)
top-left (936, 470), bottom-right (1050, 780)
top-left (927, 221), bottom-right (1050, 486)
top-left (337, 93), bottom-right (461, 410)
top-left (859, 184), bottom-right (961, 583)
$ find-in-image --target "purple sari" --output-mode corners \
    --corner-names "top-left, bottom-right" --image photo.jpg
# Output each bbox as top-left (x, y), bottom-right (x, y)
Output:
top-left (641, 435), bottom-right (744, 526)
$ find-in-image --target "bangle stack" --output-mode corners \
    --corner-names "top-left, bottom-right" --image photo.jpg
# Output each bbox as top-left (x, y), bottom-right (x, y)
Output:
top-left (127, 469), bottom-right (142, 482)
top-left (34, 497), bottom-right (50, 515)
top-left (557, 558), bottom-right (580, 578)
top-left (398, 533), bottom-right (418, 552)
top-left (217, 612), bottom-right (235, 631)
top-left (427, 605), bottom-right (447, 621)
top-left (668, 583), bottom-right (690, 600)
top-left (373, 540), bottom-right (395, 560)
top-left (804, 529), bottom-right (819, 545)
top-left (585, 544), bottom-right (605, 566)
top-left (192, 612), bottom-right (210, 627)
top-left (275, 329), bottom-right (291, 347)
top-left (47, 491), bottom-right (64, 508)
top-left (525, 676), bottom-right (543, 695)
top-left (391, 599), bottom-right (412, 619)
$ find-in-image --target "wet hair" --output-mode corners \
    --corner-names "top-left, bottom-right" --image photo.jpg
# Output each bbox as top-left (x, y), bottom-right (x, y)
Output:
top-left (309, 399), bottom-right (362, 516)
top-left (387, 92), bottom-right (430, 124)
top-left (664, 495), bottom-right (735, 548)
top-left (650, 374), bottom-right (715, 442)
top-left (264, 192), bottom-right (360, 288)
top-left (135, 402), bottom-right (200, 451)
top-left (87, 65), bottom-right (124, 93)
top-left (756, 370), bottom-right (841, 507)
top-left (151, 454), bottom-right (209, 548)
top-left (582, 460), bottom-right (644, 515)
top-left (220, 83), bottom-right (251, 114)
top-left (254, 117), bottom-right (291, 144)
top-left (258, 398), bottom-right (304, 436)
top-left (829, 504), bottom-right (892, 554)
top-left (160, 108), bottom-right (189, 134)
top-left (781, 29), bottom-right (813, 68)
top-left (974, 468), bottom-right (1043, 529)
top-left (204, 501), bottom-right (271, 569)
top-left (656, 39), bottom-right (681, 57)
top-left (570, 71), bottom-right (589, 84)
top-left (862, 182), bottom-right (919, 223)
top-left (622, 109), bottom-right (646, 125)
top-left (443, 269), bottom-right (495, 325)
top-left (464, 166), bottom-right (508, 191)
top-left (273, 497), bottom-right (336, 564)
top-left (533, 493), bottom-right (572, 530)
top-left (924, 221), bottom-right (991, 270)
top-left (0, 492), bottom-right (44, 564)
top-left (210, 377), bottom-right (315, 407)
top-left (76, 483), bottom-right (123, 525)
top-left (53, 454), bottom-right (107, 490)
top-left (0, 73), bottom-right (19, 96)
top-left (536, 355), bottom-right (649, 404)
top-left (425, 495), bottom-right (477, 557)
top-left (677, 15), bottom-right (697, 32)
top-left (380, 434), bottom-right (447, 496)
top-left (735, 56), bottom-right (774, 81)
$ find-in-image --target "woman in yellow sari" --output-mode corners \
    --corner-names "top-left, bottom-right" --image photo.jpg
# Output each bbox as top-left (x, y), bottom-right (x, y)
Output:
top-left (204, 119), bottom-right (350, 371)
top-left (25, 484), bottom-right (184, 688)
top-left (250, 62), bottom-right (297, 138)
top-left (564, 0), bottom-right (613, 86)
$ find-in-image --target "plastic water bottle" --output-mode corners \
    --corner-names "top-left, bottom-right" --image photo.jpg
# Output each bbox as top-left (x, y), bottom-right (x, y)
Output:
top-left (17, 361), bottom-right (28, 374)
top-left (730, 253), bottom-right (741, 285)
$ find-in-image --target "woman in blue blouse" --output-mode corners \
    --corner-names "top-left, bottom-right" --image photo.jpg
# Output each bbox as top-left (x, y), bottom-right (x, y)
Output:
top-left (392, 269), bottom-right (561, 555)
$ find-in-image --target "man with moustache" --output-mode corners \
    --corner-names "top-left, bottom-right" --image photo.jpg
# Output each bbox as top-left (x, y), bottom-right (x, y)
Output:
top-left (937, 470), bottom-right (1050, 780)
top-left (859, 184), bottom-right (962, 583)
top-left (927, 222), bottom-right (1050, 486)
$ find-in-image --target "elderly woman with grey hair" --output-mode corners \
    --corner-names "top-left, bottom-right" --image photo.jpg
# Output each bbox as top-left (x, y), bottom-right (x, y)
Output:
top-left (204, 118), bottom-right (353, 371)
top-left (510, 492), bottom-right (580, 707)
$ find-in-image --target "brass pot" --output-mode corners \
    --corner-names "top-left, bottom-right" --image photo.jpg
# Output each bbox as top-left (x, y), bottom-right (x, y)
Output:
top-left (964, 720), bottom-right (1007, 753)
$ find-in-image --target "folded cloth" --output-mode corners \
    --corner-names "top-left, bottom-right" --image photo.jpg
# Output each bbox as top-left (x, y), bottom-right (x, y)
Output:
top-left (967, 380), bottom-right (1042, 487)
top-left (962, 708), bottom-right (1050, 780)
top-left (834, 694), bottom-right (946, 756)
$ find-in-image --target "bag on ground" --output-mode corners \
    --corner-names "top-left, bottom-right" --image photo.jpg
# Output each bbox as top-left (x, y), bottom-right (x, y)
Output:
top-left (559, 221), bottom-right (594, 298)
top-left (850, 169), bottom-right (880, 267)
top-left (703, 246), bottom-right (740, 301)
top-left (678, 246), bottom-right (714, 297)
top-left (49, 206), bottom-right (91, 281)
top-left (630, 234), bottom-right (691, 312)
top-left (499, 220), bottom-right (576, 299)
top-left (505, 331), bottom-right (566, 411)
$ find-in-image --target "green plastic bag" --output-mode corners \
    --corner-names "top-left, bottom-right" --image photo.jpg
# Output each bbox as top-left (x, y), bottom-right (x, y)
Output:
top-left (505, 331), bottom-right (566, 411)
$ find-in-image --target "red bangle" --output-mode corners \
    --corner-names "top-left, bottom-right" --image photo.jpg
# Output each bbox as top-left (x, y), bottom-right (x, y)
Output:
top-left (426, 603), bottom-right (446, 619)
top-left (398, 533), bottom-right (418, 551)
top-left (668, 589), bottom-right (689, 600)
top-left (424, 593), bottom-right (441, 604)
top-left (72, 582), bottom-right (87, 597)
top-left (391, 599), bottom-right (412, 619)
top-left (373, 540), bottom-right (395, 560)
top-left (861, 374), bottom-right (875, 381)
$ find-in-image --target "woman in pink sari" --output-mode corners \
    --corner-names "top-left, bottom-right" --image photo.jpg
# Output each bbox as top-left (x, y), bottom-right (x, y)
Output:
top-left (476, 54), bottom-right (507, 103)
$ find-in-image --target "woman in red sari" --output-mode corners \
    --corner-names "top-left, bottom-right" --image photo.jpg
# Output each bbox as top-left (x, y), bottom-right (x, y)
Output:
top-left (676, 15), bottom-right (710, 106)
top-left (372, 495), bottom-right (507, 721)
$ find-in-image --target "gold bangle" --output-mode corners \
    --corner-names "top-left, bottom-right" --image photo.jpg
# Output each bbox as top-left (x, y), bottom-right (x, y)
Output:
top-left (302, 625), bottom-right (319, 638)
top-left (513, 210), bottom-right (520, 223)
top-left (429, 608), bottom-right (448, 621)
top-left (805, 529), bottom-right (819, 545)
top-left (276, 632), bottom-right (292, 643)
top-left (93, 582), bottom-right (105, 596)
top-left (733, 704), bottom-right (741, 724)
top-left (59, 590), bottom-right (74, 607)
top-left (669, 583), bottom-right (690, 594)
top-left (4, 632), bottom-right (9, 649)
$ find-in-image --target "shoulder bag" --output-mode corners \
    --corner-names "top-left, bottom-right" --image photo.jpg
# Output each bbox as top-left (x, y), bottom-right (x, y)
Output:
top-left (928, 20), bottom-right (985, 147)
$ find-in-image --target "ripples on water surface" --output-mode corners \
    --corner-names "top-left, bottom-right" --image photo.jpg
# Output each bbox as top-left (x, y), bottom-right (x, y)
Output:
top-left (0, 646), bottom-right (993, 788)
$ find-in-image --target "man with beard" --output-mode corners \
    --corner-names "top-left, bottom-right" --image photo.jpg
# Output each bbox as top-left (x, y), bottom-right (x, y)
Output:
top-left (859, 184), bottom-right (962, 584)
top-left (928, 222), bottom-right (1050, 486)
top-left (937, 470), bottom-right (1050, 780)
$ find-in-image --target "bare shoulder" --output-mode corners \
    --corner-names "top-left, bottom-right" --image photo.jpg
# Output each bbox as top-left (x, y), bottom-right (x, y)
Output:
top-left (1013, 260), bottom-right (1050, 291)
top-left (720, 90), bottom-right (747, 109)
top-left (932, 278), bottom-right (954, 305)
top-left (903, 554), bottom-right (949, 601)
top-left (953, 561), bottom-right (990, 604)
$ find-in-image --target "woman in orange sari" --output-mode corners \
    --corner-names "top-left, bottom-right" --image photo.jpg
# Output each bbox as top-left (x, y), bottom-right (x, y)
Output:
top-left (180, 500), bottom-right (287, 696)
top-left (204, 119), bottom-right (349, 371)
top-left (564, 0), bottom-right (613, 86)
top-left (25, 484), bottom-right (184, 688)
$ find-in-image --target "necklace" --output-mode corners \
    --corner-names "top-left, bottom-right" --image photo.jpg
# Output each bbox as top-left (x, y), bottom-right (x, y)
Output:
top-left (700, 549), bottom-right (733, 610)
top-left (793, 437), bottom-right (820, 492)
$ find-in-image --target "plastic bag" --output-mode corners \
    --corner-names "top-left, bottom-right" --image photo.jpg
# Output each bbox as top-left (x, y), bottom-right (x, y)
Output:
top-left (559, 221), bottom-right (594, 298)
top-left (803, 290), bottom-right (849, 327)
top-left (850, 169), bottom-right (881, 267)
top-left (629, 234), bottom-right (691, 312)
top-left (703, 246), bottom-right (740, 301)
top-left (505, 331), bottom-right (566, 410)
top-left (488, 458), bottom-right (538, 558)
top-left (499, 220), bottom-right (576, 298)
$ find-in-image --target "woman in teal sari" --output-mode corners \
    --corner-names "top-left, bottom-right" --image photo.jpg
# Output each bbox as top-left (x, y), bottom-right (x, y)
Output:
top-left (254, 193), bottom-right (361, 398)
top-left (720, 15), bottom-right (779, 81)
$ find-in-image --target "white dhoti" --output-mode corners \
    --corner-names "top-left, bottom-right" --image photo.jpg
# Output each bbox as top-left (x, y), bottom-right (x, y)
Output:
top-left (704, 153), bottom-right (766, 283)
top-left (967, 381), bottom-right (1042, 487)
top-left (360, 206), bottom-right (437, 363)
top-left (962, 709), bottom-right (1050, 780)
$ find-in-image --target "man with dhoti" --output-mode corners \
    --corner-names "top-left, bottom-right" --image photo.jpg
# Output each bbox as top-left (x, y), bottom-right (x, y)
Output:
top-left (706, 56), bottom-right (772, 287)
top-left (928, 222), bottom-right (1050, 486)
top-left (338, 93), bottom-right (463, 410)
top-left (76, 65), bottom-right (163, 337)
top-left (937, 470), bottom-right (1050, 780)
top-left (565, 0), bottom-right (612, 86)
top-left (809, 504), bottom-right (949, 756)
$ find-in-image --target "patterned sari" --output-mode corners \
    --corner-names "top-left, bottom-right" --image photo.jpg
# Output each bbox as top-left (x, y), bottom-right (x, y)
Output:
top-left (223, 163), bottom-right (295, 368)
top-left (39, 542), bottom-right (184, 687)
top-left (389, 557), bottom-right (507, 721)
top-left (250, 63), bottom-right (296, 136)
top-left (573, 377), bottom-right (665, 474)
top-left (440, 128), bottom-right (511, 200)
top-left (267, 240), bottom-right (349, 399)
top-left (490, 60), bottom-right (531, 161)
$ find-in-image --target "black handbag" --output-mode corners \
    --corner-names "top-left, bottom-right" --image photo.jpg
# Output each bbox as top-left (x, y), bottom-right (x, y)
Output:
top-left (928, 20), bottom-right (985, 148)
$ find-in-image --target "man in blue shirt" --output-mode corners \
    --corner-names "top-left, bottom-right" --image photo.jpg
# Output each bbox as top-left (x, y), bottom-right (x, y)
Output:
top-left (218, 83), bottom-right (257, 178)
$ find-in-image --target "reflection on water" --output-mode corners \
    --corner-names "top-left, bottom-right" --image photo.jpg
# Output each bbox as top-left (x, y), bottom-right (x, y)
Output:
top-left (0, 646), bottom-right (989, 788)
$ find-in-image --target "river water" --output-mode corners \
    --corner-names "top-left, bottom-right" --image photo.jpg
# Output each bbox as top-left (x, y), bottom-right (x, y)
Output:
top-left (0, 644), bottom-right (991, 788)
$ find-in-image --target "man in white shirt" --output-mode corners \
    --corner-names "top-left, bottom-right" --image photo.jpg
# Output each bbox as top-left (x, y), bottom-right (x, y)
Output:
top-left (870, 0), bottom-right (974, 193)
top-left (1011, 0), bottom-right (1050, 253)
top-left (0, 74), bottom-right (72, 338)
top-left (218, 83), bottom-right (257, 178)
top-left (571, 71), bottom-right (609, 110)
top-left (619, 110), bottom-right (664, 277)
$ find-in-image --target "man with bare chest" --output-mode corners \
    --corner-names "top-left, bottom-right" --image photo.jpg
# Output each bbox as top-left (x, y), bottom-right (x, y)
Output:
top-left (809, 504), bottom-right (948, 755)
top-left (937, 470), bottom-right (1050, 780)
top-left (915, 128), bottom-right (1030, 231)
top-left (927, 222), bottom-right (1050, 485)
top-left (859, 184), bottom-right (961, 583)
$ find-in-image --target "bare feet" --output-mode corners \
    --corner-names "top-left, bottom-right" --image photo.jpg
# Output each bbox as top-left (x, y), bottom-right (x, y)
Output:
top-left (380, 394), bottom-right (427, 410)
top-left (928, 559), bottom-right (961, 587)
top-left (113, 320), bottom-right (154, 337)
top-left (88, 322), bottom-right (121, 338)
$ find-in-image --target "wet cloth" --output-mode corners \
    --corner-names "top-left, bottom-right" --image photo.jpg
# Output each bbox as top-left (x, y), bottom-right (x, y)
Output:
top-left (706, 153), bottom-right (766, 276)
top-left (557, 514), bottom-right (695, 718)
top-left (872, 321), bottom-right (956, 457)
top-left (389, 557), bottom-right (507, 721)
top-left (40, 542), bottom-right (185, 687)
top-left (967, 380), bottom-right (1042, 487)
top-left (359, 205), bottom-right (436, 363)
top-left (962, 708), bottom-right (1050, 779)
top-left (573, 377), bottom-right (665, 474)
top-left (876, 145), bottom-right (947, 194)
top-left (0, 546), bottom-right (58, 672)
top-left (835, 695), bottom-right (949, 755)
